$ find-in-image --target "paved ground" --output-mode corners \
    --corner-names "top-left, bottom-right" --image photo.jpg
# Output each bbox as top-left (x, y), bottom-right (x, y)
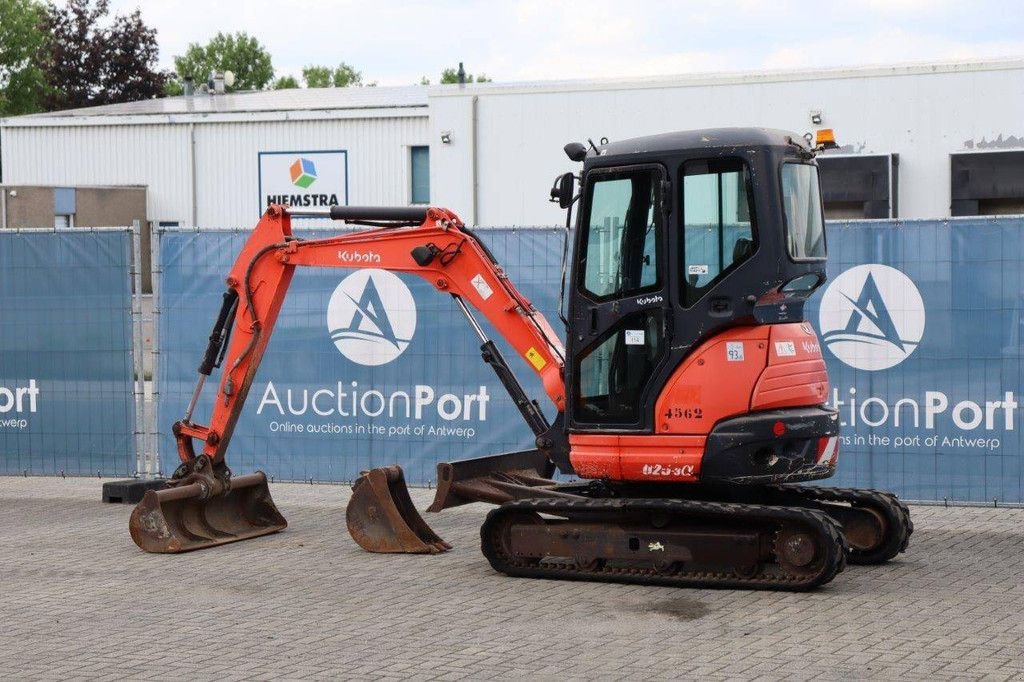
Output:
top-left (1, 477), bottom-right (1022, 681)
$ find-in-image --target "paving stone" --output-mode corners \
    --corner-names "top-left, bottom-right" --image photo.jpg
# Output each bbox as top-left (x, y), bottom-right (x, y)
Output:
top-left (1, 477), bottom-right (1023, 680)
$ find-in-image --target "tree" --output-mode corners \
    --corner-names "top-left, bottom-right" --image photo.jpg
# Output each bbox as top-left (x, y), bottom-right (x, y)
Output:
top-left (38, 0), bottom-right (168, 110)
top-left (273, 75), bottom-right (299, 90)
top-left (439, 66), bottom-right (491, 84)
top-left (302, 62), bottom-right (363, 88)
top-left (100, 9), bottom-right (167, 104)
top-left (0, 0), bottom-right (47, 116)
top-left (301, 65), bottom-right (331, 88)
top-left (172, 32), bottom-right (274, 92)
top-left (331, 62), bottom-right (362, 87)
top-left (163, 79), bottom-right (182, 97)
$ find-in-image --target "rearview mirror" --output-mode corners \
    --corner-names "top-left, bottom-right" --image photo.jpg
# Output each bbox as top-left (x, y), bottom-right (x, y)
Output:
top-left (549, 172), bottom-right (576, 209)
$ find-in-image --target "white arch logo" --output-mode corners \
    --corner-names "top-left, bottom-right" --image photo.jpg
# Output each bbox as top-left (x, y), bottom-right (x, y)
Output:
top-left (327, 269), bottom-right (417, 366)
top-left (818, 264), bottom-right (925, 371)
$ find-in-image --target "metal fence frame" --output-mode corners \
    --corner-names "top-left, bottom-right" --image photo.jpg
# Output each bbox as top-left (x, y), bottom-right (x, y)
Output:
top-left (146, 223), bottom-right (569, 480)
top-left (140, 217), bottom-right (1024, 505)
top-left (1, 224), bottom-right (138, 477)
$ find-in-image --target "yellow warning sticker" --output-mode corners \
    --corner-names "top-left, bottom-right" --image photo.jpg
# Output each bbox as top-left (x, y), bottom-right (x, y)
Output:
top-left (525, 347), bottom-right (547, 371)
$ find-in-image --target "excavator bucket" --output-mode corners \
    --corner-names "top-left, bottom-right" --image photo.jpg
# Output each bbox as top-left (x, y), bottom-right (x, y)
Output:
top-left (129, 472), bottom-right (286, 553)
top-left (346, 466), bottom-right (451, 554)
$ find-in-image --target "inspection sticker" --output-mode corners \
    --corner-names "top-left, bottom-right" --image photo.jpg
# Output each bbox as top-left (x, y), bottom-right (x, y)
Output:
top-left (687, 264), bottom-right (709, 275)
top-left (625, 330), bottom-right (645, 345)
top-left (726, 341), bottom-right (745, 361)
top-left (775, 341), bottom-right (797, 357)
top-left (471, 273), bottom-right (493, 300)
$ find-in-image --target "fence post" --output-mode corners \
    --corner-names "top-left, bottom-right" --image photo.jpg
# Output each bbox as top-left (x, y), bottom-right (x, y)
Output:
top-left (150, 223), bottom-right (163, 477)
top-left (130, 220), bottom-right (149, 477)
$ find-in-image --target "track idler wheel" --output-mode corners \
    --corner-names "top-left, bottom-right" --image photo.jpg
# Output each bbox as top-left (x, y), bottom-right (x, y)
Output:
top-left (346, 466), bottom-right (451, 554)
top-left (793, 487), bottom-right (913, 565)
top-left (129, 456), bottom-right (286, 553)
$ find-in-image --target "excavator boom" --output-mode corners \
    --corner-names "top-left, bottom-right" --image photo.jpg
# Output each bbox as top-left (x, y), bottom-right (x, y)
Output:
top-left (130, 204), bottom-right (568, 553)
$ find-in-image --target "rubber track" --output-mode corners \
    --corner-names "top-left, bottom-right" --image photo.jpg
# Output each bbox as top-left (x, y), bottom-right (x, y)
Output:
top-left (480, 497), bottom-right (848, 591)
top-left (770, 485), bottom-right (913, 565)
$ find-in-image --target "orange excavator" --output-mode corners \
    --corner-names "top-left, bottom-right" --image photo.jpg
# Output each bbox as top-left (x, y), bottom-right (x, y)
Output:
top-left (130, 128), bottom-right (911, 590)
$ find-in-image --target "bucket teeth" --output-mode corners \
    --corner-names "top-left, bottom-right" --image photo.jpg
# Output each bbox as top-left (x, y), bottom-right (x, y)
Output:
top-left (346, 466), bottom-right (451, 554)
top-left (129, 471), bottom-right (287, 553)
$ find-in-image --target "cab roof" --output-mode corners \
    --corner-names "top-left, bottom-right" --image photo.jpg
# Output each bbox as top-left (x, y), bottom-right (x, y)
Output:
top-left (594, 127), bottom-right (808, 159)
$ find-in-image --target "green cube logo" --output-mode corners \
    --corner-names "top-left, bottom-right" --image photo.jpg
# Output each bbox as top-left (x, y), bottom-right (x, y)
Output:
top-left (289, 158), bottom-right (317, 188)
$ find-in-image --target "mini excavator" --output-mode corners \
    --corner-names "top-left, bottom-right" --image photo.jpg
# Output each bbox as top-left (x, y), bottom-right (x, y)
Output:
top-left (130, 128), bottom-right (912, 591)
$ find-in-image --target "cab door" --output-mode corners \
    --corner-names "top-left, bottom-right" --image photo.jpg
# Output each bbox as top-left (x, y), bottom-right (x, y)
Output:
top-left (567, 165), bottom-right (670, 431)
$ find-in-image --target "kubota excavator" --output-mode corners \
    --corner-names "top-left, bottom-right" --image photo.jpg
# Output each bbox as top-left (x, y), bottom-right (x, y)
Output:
top-left (130, 127), bottom-right (911, 591)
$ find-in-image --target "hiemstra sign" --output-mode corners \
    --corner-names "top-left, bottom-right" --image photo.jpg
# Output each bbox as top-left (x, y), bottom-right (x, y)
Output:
top-left (258, 150), bottom-right (348, 217)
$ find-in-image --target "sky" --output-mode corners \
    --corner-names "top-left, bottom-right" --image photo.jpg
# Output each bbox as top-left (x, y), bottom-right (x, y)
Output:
top-left (107, 0), bottom-right (1024, 86)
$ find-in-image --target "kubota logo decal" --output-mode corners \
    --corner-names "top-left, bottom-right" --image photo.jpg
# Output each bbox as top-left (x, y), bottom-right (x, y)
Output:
top-left (327, 269), bottom-right (416, 366)
top-left (289, 158), bottom-right (317, 188)
top-left (819, 264), bottom-right (925, 371)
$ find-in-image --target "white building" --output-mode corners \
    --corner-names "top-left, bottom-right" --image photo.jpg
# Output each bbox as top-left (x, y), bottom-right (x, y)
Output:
top-left (2, 58), bottom-right (1023, 229)
top-left (0, 87), bottom-right (430, 228)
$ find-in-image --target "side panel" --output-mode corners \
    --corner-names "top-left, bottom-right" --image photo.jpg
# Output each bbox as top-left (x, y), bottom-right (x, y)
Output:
top-left (569, 434), bottom-right (705, 481)
top-left (752, 323), bottom-right (829, 410)
top-left (570, 323), bottom-right (831, 483)
top-left (653, 326), bottom-right (769, 434)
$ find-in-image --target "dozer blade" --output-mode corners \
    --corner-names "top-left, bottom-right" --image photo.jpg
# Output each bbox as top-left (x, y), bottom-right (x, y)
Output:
top-left (346, 466), bottom-right (451, 554)
top-left (129, 472), bottom-right (286, 553)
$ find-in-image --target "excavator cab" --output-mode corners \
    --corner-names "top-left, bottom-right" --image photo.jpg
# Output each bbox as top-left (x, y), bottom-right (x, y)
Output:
top-left (562, 129), bottom-right (835, 483)
top-left (567, 129), bottom-right (827, 431)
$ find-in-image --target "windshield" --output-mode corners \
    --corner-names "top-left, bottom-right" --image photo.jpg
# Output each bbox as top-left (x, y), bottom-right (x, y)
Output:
top-left (781, 163), bottom-right (826, 259)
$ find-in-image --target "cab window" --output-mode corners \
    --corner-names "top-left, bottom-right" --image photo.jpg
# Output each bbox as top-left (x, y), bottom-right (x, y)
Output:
top-left (579, 168), bottom-right (662, 300)
top-left (681, 159), bottom-right (756, 306)
top-left (781, 163), bottom-right (826, 260)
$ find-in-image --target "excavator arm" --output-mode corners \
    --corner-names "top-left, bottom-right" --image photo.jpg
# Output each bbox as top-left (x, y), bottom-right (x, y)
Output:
top-left (176, 204), bottom-right (566, 467)
top-left (130, 204), bottom-right (567, 553)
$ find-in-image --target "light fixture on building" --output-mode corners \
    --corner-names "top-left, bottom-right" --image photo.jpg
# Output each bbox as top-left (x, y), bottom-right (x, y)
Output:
top-left (440, 130), bottom-right (453, 144)
top-left (810, 110), bottom-right (823, 125)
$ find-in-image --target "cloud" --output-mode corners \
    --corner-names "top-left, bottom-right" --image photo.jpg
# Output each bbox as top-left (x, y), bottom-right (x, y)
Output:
top-left (760, 28), bottom-right (1024, 70)
top-left (106, 0), bottom-right (1024, 86)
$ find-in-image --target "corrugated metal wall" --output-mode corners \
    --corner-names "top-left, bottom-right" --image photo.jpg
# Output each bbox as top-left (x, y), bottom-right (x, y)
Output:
top-left (429, 65), bottom-right (1024, 226)
top-left (1, 114), bottom-right (429, 228)
top-left (1, 125), bottom-right (191, 224)
top-left (192, 116), bottom-right (429, 226)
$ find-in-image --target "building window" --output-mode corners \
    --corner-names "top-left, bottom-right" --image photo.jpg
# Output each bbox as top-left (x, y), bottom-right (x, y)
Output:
top-left (951, 150), bottom-right (1024, 216)
top-left (53, 186), bottom-right (76, 227)
top-left (410, 146), bottom-right (430, 204)
top-left (816, 154), bottom-right (898, 220)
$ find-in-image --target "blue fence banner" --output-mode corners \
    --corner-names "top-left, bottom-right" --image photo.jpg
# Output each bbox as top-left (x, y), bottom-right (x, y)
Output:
top-left (157, 218), bottom-right (1024, 502)
top-left (807, 217), bottom-right (1024, 504)
top-left (156, 227), bottom-right (563, 485)
top-left (0, 228), bottom-right (136, 476)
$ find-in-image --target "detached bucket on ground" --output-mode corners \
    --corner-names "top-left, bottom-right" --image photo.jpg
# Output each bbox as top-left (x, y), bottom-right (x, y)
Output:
top-left (129, 472), bottom-right (287, 553)
top-left (346, 466), bottom-right (450, 554)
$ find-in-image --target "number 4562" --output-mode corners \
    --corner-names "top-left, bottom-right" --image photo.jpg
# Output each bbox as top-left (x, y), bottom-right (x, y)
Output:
top-left (664, 407), bottom-right (703, 419)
